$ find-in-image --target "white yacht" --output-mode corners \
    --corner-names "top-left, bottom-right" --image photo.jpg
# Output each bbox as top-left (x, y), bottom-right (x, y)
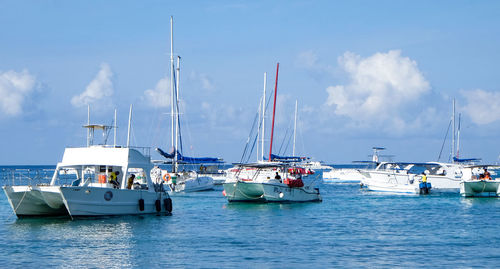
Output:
top-left (3, 121), bottom-right (172, 218)
top-left (360, 162), bottom-right (432, 194)
top-left (323, 147), bottom-right (386, 183)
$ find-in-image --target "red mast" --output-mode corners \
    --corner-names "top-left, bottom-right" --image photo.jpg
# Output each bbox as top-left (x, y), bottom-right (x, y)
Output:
top-left (269, 63), bottom-right (279, 161)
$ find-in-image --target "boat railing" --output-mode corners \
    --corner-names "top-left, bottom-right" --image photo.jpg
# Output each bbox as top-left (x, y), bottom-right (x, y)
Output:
top-left (1, 168), bottom-right (54, 186)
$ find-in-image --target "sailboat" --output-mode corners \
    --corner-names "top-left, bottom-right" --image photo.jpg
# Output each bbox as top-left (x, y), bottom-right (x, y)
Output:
top-left (223, 63), bottom-right (322, 203)
top-left (155, 16), bottom-right (215, 193)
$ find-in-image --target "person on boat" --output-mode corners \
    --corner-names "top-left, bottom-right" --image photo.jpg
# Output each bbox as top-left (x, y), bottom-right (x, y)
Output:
top-left (274, 172), bottom-right (282, 182)
top-left (127, 174), bottom-right (135, 189)
top-left (109, 171), bottom-right (120, 189)
top-left (484, 168), bottom-right (492, 180)
top-left (421, 172), bottom-right (427, 183)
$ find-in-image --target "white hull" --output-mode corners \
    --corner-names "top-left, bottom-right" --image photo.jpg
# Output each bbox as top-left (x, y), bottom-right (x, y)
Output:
top-left (3, 185), bottom-right (68, 217)
top-left (460, 180), bottom-right (500, 197)
top-left (323, 169), bottom-right (365, 183)
top-left (171, 176), bottom-right (214, 192)
top-left (59, 187), bottom-right (170, 216)
top-left (362, 171), bottom-right (424, 194)
top-left (426, 175), bottom-right (461, 193)
top-left (223, 181), bottom-right (321, 203)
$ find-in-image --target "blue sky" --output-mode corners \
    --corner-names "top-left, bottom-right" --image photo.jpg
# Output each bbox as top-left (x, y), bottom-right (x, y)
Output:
top-left (2, 1), bottom-right (500, 164)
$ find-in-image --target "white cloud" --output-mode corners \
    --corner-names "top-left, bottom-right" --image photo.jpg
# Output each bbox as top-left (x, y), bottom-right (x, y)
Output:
top-left (461, 89), bottom-right (500, 124)
top-left (143, 76), bottom-right (171, 108)
top-left (71, 63), bottom-right (113, 107)
top-left (297, 50), bottom-right (319, 69)
top-left (325, 50), bottom-right (430, 129)
top-left (0, 69), bottom-right (36, 116)
top-left (189, 71), bottom-right (215, 91)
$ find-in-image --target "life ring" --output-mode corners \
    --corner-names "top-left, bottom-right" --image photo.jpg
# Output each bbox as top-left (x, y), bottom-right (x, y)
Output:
top-left (163, 173), bottom-right (172, 182)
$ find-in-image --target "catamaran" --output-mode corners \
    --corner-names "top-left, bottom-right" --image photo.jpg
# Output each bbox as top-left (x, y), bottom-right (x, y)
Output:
top-left (3, 107), bottom-right (172, 218)
top-left (460, 165), bottom-right (500, 197)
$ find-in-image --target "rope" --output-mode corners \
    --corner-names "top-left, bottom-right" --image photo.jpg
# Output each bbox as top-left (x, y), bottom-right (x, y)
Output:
top-left (7, 185), bottom-right (31, 221)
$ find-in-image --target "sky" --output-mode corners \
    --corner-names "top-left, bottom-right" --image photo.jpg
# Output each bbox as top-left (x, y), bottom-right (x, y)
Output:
top-left (1, 1), bottom-right (500, 165)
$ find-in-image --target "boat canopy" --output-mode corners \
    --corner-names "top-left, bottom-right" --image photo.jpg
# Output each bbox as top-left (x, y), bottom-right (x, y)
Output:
top-left (156, 148), bottom-right (223, 164)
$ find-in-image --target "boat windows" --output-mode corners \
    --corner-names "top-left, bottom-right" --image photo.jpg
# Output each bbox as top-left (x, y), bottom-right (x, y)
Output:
top-left (126, 168), bottom-right (148, 190)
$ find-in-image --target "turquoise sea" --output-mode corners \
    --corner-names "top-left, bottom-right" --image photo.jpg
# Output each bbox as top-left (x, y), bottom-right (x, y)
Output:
top-left (1, 166), bottom-right (500, 268)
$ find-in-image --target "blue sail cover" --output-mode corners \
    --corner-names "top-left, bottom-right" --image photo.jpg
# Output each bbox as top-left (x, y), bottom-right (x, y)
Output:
top-left (156, 148), bottom-right (223, 164)
top-left (267, 154), bottom-right (308, 162)
top-left (453, 157), bottom-right (481, 163)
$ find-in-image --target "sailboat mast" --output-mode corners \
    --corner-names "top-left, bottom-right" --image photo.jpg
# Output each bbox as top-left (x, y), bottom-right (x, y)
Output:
top-left (174, 56), bottom-right (181, 172)
top-left (452, 98), bottom-right (455, 163)
top-left (170, 16), bottom-right (175, 156)
top-left (457, 113), bottom-right (461, 159)
top-left (293, 99), bottom-right (297, 156)
top-left (269, 63), bottom-right (279, 161)
top-left (261, 72), bottom-right (267, 162)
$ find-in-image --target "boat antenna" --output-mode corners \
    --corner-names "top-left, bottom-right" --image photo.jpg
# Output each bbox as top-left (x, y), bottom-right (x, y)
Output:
top-left (113, 108), bottom-right (117, 147)
top-left (87, 104), bottom-right (90, 147)
top-left (269, 62), bottom-right (279, 161)
top-left (127, 104), bottom-right (133, 147)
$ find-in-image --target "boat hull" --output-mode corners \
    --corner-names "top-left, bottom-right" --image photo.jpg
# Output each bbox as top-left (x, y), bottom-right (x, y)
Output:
top-left (223, 181), bottom-right (321, 203)
top-left (172, 176), bottom-right (214, 192)
top-left (261, 183), bottom-right (322, 202)
top-left (323, 169), bottom-right (364, 183)
top-left (362, 172), bottom-right (422, 194)
top-left (223, 181), bottom-right (265, 202)
top-left (460, 180), bottom-right (500, 197)
top-left (59, 187), bottom-right (169, 216)
top-left (2, 185), bottom-right (68, 217)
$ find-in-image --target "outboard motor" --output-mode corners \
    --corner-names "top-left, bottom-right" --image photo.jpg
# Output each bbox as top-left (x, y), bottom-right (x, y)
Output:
top-left (419, 182), bottom-right (432, 195)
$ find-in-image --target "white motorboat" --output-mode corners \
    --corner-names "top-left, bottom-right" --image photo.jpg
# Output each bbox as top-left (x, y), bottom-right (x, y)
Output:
top-left (3, 118), bottom-right (172, 218)
top-left (323, 168), bottom-right (366, 183)
top-left (323, 147), bottom-right (387, 183)
top-left (460, 166), bottom-right (500, 197)
top-left (360, 162), bottom-right (432, 194)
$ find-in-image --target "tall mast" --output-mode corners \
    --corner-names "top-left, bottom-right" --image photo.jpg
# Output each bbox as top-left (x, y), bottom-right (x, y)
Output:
top-left (269, 63), bottom-right (279, 161)
top-left (293, 99), bottom-right (297, 156)
top-left (170, 16), bottom-right (175, 155)
top-left (257, 96), bottom-right (261, 162)
top-left (113, 108), bottom-right (117, 147)
top-left (452, 98), bottom-right (455, 163)
top-left (127, 104), bottom-right (132, 147)
top-left (174, 56), bottom-right (181, 172)
top-left (261, 72), bottom-right (267, 162)
top-left (456, 113), bottom-right (461, 159)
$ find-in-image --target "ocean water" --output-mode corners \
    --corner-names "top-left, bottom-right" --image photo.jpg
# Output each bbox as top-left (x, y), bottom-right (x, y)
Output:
top-left (1, 167), bottom-right (500, 268)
